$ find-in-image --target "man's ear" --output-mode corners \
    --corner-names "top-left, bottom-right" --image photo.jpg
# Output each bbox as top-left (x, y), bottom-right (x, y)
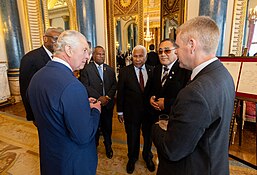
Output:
top-left (188, 38), bottom-right (196, 54)
top-left (65, 45), bottom-right (72, 57)
top-left (43, 36), bottom-right (48, 43)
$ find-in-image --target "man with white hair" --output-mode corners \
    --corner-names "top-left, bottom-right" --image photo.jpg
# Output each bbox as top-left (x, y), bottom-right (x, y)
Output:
top-left (152, 16), bottom-right (235, 175)
top-left (117, 45), bottom-right (155, 174)
top-left (28, 30), bottom-right (101, 175)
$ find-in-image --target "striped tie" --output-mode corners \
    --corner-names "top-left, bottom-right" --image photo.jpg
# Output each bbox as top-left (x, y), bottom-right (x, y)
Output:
top-left (161, 66), bottom-right (169, 86)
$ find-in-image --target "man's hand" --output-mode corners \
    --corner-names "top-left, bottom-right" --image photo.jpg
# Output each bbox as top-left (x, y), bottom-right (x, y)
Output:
top-left (98, 96), bottom-right (110, 106)
top-left (150, 96), bottom-right (161, 111)
top-left (90, 100), bottom-right (101, 113)
top-left (88, 97), bottom-right (97, 103)
top-left (118, 114), bottom-right (124, 123)
top-left (155, 98), bottom-right (165, 110)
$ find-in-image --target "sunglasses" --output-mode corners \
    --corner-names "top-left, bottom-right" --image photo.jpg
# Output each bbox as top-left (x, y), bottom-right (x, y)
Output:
top-left (158, 48), bottom-right (177, 55)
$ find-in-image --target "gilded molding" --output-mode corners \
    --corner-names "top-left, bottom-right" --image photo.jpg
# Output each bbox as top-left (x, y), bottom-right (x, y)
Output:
top-left (229, 0), bottom-right (247, 55)
top-left (161, 0), bottom-right (185, 39)
top-left (107, 0), bottom-right (143, 68)
top-left (24, 0), bottom-right (43, 49)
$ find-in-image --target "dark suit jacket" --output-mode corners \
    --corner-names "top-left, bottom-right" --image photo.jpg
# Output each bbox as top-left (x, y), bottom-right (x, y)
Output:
top-left (19, 46), bottom-right (51, 121)
top-left (152, 60), bottom-right (235, 175)
top-left (28, 61), bottom-right (100, 175)
top-left (146, 51), bottom-right (160, 66)
top-left (80, 62), bottom-right (117, 110)
top-left (150, 60), bottom-right (191, 117)
top-left (116, 64), bottom-right (154, 123)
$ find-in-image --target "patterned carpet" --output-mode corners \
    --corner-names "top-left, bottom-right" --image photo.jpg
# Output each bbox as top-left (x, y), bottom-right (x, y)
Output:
top-left (0, 112), bottom-right (256, 175)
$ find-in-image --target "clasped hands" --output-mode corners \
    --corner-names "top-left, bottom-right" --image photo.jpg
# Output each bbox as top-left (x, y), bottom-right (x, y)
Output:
top-left (150, 96), bottom-right (165, 111)
top-left (98, 96), bottom-right (111, 106)
top-left (88, 97), bottom-right (101, 112)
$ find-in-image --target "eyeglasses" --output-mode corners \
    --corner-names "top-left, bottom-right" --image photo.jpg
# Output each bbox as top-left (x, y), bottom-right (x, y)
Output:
top-left (45, 35), bottom-right (58, 42)
top-left (158, 48), bottom-right (177, 55)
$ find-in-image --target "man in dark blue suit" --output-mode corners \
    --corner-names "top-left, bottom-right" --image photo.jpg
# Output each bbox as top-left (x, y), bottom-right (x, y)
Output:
top-left (149, 39), bottom-right (191, 121)
top-left (152, 16), bottom-right (235, 175)
top-left (19, 27), bottom-right (63, 123)
top-left (28, 30), bottom-right (101, 175)
top-left (80, 46), bottom-right (117, 159)
top-left (116, 45), bottom-right (155, 174)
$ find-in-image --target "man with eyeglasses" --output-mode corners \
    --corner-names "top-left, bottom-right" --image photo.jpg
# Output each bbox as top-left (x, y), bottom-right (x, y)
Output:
top-left (19, 27), bottom-right (64, 124)
top-left (149, 39), bottom-right (191, 121)
top-left (80, 46), bottom-right (117, 159)
top-left (116, 45), bottom-right (155, 174)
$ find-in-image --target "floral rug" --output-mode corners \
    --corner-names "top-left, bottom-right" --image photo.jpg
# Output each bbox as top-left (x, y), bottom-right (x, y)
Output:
top-left (0, 112), bottom-right (256, 175)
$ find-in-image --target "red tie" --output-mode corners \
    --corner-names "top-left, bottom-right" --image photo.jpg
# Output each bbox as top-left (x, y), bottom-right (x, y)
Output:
top-left (139, 68), bottom-right (144, 92)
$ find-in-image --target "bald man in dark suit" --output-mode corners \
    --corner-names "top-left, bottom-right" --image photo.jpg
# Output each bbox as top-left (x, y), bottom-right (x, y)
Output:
top-left (80, 46), bottom-right (117, 159)
top-left (19, 27), bottom-right (64, 122)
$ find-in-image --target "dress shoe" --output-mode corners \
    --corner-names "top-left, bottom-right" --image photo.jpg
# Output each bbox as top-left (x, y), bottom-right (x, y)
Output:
top-left (126, 160), bottom-right (135, 174)
top-left (146, 159), bottom-right (155, 172)
top-left (106, 148), bottom-right (113, 159)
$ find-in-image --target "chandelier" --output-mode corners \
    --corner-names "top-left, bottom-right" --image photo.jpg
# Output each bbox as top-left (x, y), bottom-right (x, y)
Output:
top-left (248, 6), bottom-right (257, 21)
top-left (144, 15), bottom-right (154, 42)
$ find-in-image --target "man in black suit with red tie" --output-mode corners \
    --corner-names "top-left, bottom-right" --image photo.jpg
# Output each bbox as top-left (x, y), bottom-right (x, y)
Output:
top-left (80, 46), bottom-right (117, 159)
top-left (19, 27), bottom-right (64, 123)
top-left (116, 45), bottom-right (155, 174)
top-left (149, 39), bottom-right (191, 121)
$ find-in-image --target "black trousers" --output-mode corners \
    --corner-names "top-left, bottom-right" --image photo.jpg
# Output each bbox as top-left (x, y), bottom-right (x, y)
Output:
top-left (95, 106), bottom-right (113, 149)
top-left (124, 119), bottom-right (153, 162)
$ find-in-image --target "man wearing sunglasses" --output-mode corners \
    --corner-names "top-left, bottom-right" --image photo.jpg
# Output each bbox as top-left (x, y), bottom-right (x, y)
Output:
top-left (19, 27), bottom-right (64, 124)
top-left (152, 16), bottom-right (235, 175)
top-left (149, 39), bottom-right (191, 121)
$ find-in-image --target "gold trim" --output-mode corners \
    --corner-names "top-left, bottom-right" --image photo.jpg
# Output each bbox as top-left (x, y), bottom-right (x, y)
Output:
top-left (22, 0), bottom-right (32, 50)
top-left (229, 0), bottom-right (247, 55)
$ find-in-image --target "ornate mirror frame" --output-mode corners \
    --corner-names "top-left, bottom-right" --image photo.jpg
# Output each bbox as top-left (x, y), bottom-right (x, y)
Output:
top-left (106, 0), bottom-right (144, 68)
top-left (160, 0), bottom-right (185, 40)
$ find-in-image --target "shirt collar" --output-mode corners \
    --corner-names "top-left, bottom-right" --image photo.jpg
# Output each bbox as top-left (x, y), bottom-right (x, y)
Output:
top-left (52, 57), bottom-right (73, 71)
top-left (43, 45), bottom-right (53, 59)
top-left (134, 64), bottom-right (146, 70)
top-left (94, 62), bottom-right (103, 68)
top-left (191, 57), bottom-right (218, 80)
top-left (163, 59), bottom-right (177, 70)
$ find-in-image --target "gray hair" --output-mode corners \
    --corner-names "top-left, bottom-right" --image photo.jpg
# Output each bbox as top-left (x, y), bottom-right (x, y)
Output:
top-left (54, 30), bottom-right (87, 54)
top-left (177, 16), bottom-right (220, 54)
top-left (44, 27), bottom-right (64, 35)
top-left (132, 45), bottom-right (147, 58)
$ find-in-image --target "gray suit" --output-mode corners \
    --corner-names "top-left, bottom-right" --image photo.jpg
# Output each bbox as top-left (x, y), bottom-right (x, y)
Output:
top-left (152, 60), bottom-right (235, 175)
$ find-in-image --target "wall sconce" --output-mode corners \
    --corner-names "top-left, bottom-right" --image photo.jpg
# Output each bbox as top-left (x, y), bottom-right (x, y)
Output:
top-left (248, 6), bottom-right (257, 21)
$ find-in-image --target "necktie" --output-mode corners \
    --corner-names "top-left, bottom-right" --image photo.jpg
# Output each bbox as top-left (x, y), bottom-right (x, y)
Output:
top-left (139, 67), bottom-right (144, 92)
top-left (161, 66), bottom-right (169, 86)
top-left (98, 65), bottom-right (103, 80)
top-left (98, 65), bottom-right (105, 95)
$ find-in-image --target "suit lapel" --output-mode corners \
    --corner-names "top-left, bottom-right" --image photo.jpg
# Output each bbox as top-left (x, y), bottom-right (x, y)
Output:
top-left (162, 60), bottom-right (179, 87)
top-left (130, 65), bottom-right (142, 92)
top-left (91, 62), bottom-right (102, 81)
top-left (40, 46), bottom-right (51, 64)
